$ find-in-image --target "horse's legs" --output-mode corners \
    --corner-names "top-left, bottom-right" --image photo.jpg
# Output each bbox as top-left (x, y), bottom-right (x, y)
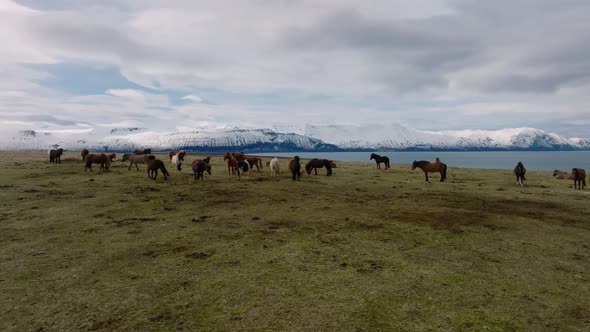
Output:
top-left (424, 171), bottom-right (429, 182)
top-left (135, 163), bottom-right (140, 171)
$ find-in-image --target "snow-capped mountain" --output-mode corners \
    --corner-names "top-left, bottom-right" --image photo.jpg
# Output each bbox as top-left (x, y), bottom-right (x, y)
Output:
top-left (1, 124), bottom-right (588, 151)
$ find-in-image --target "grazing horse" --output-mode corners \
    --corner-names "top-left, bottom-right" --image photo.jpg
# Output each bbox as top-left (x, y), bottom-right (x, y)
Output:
top-left (370, 153), bottom-right (390, 169)
top-left (107, 153), bottom-right (116, 162)
top-left (134, 148), bottom-right (151, 155)
top-left (223, 152), bottom-right (237, 175)
top-left (246, 157), bottom-right (263, 172)
top-left (290, 156), bottom-right (302, 181)
top-left (553, 169), bottom-right (574, 180)
top-left (236, 160), bottom-right (250, 180)
top-left (572, 168), bottom-right (586, 190)
top-left (305, 158), bottom-right (333, 176)
top-left (122, 153), bottom-right (150, 171)
top-left (330, 161), bottom-right (337, 168)
top-left (147, 156), bottom-right (170, 180)
top-left (270, 157), bottom-right (281, 177)
top-left (412, 160), bottom-right (447, 182)
top-left (49, 148), bottom-right (64, 164)
top-left (514, 161), bottom-right (526, 186)
top-left (84, 154), bottom-right (110, 172)
top-left (192, 159), bottom-right (211, 181)
top-left (81, 149), bottom-right (89, 161)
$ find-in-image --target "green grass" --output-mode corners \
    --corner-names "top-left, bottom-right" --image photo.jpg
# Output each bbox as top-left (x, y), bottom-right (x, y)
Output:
top-left (1, 151), bottom-right (589, 331)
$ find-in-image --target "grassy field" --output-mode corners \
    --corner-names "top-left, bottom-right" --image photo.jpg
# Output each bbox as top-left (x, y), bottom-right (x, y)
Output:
top-left (1, 151), bottom-right (589, 331)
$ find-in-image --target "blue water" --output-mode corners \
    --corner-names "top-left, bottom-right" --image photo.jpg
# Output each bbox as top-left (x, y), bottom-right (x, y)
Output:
top-left (256, 151), bottom-right (590, 171)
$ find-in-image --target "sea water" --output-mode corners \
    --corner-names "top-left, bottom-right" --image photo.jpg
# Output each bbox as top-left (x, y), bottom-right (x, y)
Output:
top-left (257, 151), bottom-right (590, 171)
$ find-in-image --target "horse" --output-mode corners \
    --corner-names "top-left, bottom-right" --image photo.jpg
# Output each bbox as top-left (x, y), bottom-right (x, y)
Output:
top-left (84, 154), bottom-right (110, 172)
top-left (122, 153), bottom-right (150, 171)
top-left (134, 148), bottom-right (151, 155)
top-left (370, 153), bottom-right (390, 169)
top-left (168, 150), bottom-right (186, 161)
top-left (81, 149), bottom-right (89, 161)
top-left (49, 149), bottom-right (64, 164)
top-left (514, 161), bottom-right (526, 186)
top-left (246, 157), bottom-right (263, 172)
top-left (270, 157), bottom-right (281, 177)
top-left (236, 160), bottom-right (250, 180)
top-left (147, 156), bottom-right (170, 180)
top-left (572, 168), bottom-right (586, 190)
top-left (330, 161), bottom-right (337, 168)
top-left (171, 154), bottom-right (183, 173)
top-left (192, 159), bottom-right (211, 181)
top-left (290, 156), bottom-right (302, 181)
top-left (412, 160), bottom-right (447, 182)
top-left (107, 153), bottom-right (116, 162)
top-left (553, 169), bottom-right (574, 180)
top-left (305, 158), bottom-right (333, 176)
top-left (223, 152), bottom-right (237, 176)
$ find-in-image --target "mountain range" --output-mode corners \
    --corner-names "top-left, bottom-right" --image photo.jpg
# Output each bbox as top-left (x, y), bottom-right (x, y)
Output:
top-left (1, 124), bottom-right (589, 152)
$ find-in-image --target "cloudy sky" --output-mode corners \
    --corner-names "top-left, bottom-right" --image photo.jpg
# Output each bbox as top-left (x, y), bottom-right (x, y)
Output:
top-left (1, 0), bottom-right (589, 137)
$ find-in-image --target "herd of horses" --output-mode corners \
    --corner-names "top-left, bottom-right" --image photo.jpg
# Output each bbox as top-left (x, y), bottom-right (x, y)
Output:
top-left (47, 148), bottom-right (588, 189)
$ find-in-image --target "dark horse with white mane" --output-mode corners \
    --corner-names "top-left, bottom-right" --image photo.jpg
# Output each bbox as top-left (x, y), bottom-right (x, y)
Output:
top-left (412, 160), bottom-right (447, 182)
top-left (305, 158), bottom-right (333, 176)
top-left (370, 153), bottom-right (390, 169)
top-left (514, 161), bottom-right (526, 186)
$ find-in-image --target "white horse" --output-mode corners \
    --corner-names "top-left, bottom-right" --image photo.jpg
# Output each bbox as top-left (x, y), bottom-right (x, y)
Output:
top-left (270, 157), bottom-right (281, 177)
top-left (171, 154), bottom-right (183, 173)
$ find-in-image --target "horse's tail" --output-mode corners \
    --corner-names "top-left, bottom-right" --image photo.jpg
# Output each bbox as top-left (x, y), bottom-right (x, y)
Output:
top-left (162, 164), bottom-right (170, 177)
top-left (443, 163), bottom-right (447, 181)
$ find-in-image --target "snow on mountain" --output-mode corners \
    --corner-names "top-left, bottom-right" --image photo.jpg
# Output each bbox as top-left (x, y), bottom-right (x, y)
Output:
top-left (0, 124), bottom-right (588, 151)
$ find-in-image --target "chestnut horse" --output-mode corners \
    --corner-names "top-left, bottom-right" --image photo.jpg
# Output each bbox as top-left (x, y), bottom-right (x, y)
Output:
top-left (412, 160), bottom-right (447, 182)
top-left (305, 158), bottom-right (333, 176)
top-left (553, 169), bottom-right (574, 180)
top-left (107, 153), bottom-right (116, 162)
top-left (147, 156), bottom-right (170, 180)
top-left (370, 153), bottom-right (390, 169)
top-left (85, 154), bottom-right (110, 172)
top-left (223, 152), bottom-right (237, 175)
top-left (81, 149), bottom-right (89, 161)
top-left (572, 168), bottom-right (586, 190)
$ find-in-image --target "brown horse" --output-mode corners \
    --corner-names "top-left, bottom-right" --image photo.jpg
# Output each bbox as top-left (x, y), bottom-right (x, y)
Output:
top-left (49, 148), bottom-right (64, 164)
top-left (85, 154), bottom-right (110, 172)
top-left (192, 159), bottom-right (211, 181)
top-left (147, 156), bottom-right (170, 180)
top-left (572, 168), bottom-right (586, 190)
top-left (107, 153), bottom-right (116, 162)
top-left (134, 148), bottom-right (151, 155)
top-left (330, 161), bottom-right (337, 168)
top-left (223, 152), bottom-right (237, 175)
top-left (305, 159), bottom-right (333, 176)
top-left (553, 169), bottom-right (574, 180)
top-left (81, 149), bottom-right (89, 161)
top-left (412, 160), bottom-right (447, 182)
top-left (246, 157), bottom-right (263, 172)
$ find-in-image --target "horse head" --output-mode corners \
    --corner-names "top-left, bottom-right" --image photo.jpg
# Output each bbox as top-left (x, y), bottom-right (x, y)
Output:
top-left (411, 160), bottom-right (417, 170)
top-left (552, 169), bottom-right (560, 177)
top-left (206, 164), bottom-right (212, 175)
top-left (305, 162), bottom-right (312, 175)
top-left (370, 153), bottom-right (375, 160)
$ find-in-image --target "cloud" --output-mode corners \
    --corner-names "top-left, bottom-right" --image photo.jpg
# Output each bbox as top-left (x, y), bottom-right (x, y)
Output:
top-left (181, 94), bottom-right (203, 102)
top-left (0, 0), bottom-right (588, 138)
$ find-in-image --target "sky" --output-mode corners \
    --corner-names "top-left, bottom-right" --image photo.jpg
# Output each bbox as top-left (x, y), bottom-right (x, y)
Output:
top-left (1, 0), bottom-right (589, 137)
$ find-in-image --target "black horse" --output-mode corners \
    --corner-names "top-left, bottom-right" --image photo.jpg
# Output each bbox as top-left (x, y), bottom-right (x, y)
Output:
top-left (305, 158), bottom-right (333, 176)
top-left (572, 168), bottom-right (586, 190)
top-left (49, 148), bottom-right (64, 164)
top-left (370, 153), bottom-right (390, 169)
top-left (290, 156), bottom-right (302, 181)
top-left (514, 162), bottom-right (526, 186)
top-left (134, 148), bottom-right (152, 155)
